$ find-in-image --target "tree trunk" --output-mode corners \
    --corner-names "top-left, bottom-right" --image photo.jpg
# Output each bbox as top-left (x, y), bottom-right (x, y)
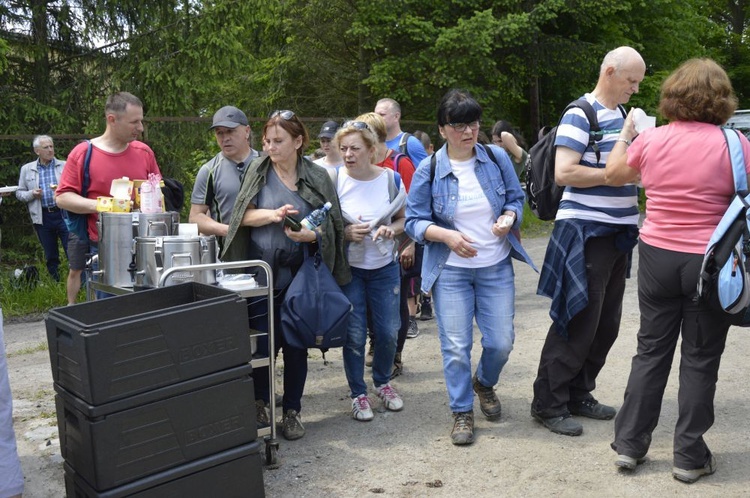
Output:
top-left (30, 0), bottom-right (51, 106)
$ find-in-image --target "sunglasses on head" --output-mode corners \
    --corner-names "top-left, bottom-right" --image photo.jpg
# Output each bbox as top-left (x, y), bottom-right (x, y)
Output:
top-left (269, 110), bottom-right (295, 120)
top-left (342, 121), bottom-right (371, 131)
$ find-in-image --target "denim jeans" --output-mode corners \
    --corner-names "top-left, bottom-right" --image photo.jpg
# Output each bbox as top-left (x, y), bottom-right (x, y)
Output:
top-left (342, 261), bottom-right (400, 397)
top-left (432, 257), bottom-right (515, 413)
top-left (34, 210), bottom-right (69, 281)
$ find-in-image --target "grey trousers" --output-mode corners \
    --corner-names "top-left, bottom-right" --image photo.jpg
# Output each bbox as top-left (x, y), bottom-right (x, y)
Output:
top-left (612, 241), bottom-right (730, 469)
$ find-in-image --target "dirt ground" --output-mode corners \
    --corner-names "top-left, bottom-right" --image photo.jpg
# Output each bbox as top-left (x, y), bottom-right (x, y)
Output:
top-left (5, 235), bottom-right (750, 497)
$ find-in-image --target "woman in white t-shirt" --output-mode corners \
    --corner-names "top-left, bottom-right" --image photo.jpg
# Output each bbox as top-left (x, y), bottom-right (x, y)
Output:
top-left (332, 121), bottom-right (406, 422)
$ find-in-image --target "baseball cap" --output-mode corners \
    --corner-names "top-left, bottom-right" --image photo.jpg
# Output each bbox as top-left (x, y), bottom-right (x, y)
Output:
top-left (209, 106), bottom-right (249, 130)
top-left (318, 121), bottom-right (339, 139)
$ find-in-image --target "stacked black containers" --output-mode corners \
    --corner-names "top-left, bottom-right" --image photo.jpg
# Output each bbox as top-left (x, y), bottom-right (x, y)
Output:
top-left (45, 283), bottom-right (265, 497)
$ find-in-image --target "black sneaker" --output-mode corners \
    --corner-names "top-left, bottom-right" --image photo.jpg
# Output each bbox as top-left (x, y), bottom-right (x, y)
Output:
top-left (531, 407), bottom-right (583, 436)
top-left (406, 317), bottom-right (420, 339)
top-left (568, 399), bottom-right (616, 420)
top-left (419, 295), bottom-right (433, 321)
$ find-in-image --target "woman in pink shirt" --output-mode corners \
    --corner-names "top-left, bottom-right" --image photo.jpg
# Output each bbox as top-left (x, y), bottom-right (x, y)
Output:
top-left (605, 58), bottom-right (750, 484)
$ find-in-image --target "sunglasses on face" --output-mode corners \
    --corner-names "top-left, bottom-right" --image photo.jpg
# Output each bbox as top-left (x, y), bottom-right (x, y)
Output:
top-left (269, 110), bottom-right (295, 120)
top-left (446, 121), bottom-right (481, 133)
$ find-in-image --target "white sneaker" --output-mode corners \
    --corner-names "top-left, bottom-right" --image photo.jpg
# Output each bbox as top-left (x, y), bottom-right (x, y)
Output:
top-left (376, 383), bottom-right (404, 411)
top-left (351, 394), bottom-right (374, 421)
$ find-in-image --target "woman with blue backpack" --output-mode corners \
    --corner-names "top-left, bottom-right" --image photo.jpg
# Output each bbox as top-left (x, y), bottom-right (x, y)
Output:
top-left (223, 110), bottom-right (350, 441)
top-left (605, 58), bottom-right (750, 483)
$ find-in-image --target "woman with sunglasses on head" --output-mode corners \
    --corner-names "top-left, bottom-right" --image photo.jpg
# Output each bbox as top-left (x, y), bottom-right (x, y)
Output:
top-left (331, 120), bottom-right (407, 421)
top-left (405, 89), bottom-right (535, 445)
top-left (355, 111), bottom-right (419, 375)
top-left (223, 110), bottom-right (350, 441)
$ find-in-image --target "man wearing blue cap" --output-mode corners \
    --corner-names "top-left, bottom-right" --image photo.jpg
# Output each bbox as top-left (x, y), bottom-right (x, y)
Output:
top-left (190, 105), bottom-right (259, 248)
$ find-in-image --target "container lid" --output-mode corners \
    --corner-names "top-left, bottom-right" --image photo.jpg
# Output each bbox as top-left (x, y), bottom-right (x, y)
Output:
top-left (110, 177), bottom-right (134, 198)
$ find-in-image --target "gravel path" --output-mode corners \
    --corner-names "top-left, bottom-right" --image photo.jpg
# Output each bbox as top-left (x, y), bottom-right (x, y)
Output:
top-left (5, 235), bottom-right (750, 497)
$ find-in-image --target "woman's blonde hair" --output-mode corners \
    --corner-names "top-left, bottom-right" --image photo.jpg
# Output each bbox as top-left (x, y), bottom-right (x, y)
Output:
top-left (354, 112), bottom-right (387, 143)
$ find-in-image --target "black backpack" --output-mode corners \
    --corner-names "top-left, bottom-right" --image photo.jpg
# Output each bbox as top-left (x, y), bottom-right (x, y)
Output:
top-left (525, 99), bottom-right (625, 221)
top-left (161, 177), bottom-right (185, 212)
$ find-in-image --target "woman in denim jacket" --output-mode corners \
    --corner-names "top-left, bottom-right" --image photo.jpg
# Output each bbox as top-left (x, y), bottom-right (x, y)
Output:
top-left (405, 89), bottom-right (536, 445)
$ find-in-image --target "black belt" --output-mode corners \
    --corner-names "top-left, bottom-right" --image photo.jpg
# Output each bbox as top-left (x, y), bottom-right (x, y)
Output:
top-left (43, 206), bottom-right (60, 213)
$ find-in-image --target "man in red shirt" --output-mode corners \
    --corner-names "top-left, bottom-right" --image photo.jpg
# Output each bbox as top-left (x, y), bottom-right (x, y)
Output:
top-left (56, 92), bottom-right (161, 301)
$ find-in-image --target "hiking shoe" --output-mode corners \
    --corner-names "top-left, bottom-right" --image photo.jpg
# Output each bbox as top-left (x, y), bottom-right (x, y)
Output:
top-left (568, 399), bottom-right (616, 420)
top-left (673, 453), bottom-right (717, 484)
top-left (281, 410), bottom-right (305, 440)
top-left (391, 352), bottom-right (403, 379)
top-left (451, 411), bottom-right (475, 445)
top-left (531, 407), bottom-right (583, 436)
top-left (406, 317), bottom-right (420, 339)
top-left (365, 340), bottom-right (374, 367)
top-left (615, 454), bottom-right (647, 471)
top-left (352, 394), bottom-right (374, 421)
top-left (472, 375), bottom-right (501, 420)
top-left (255, 399), bottom-right (270, 428)
top-left (376, 383), bottom-right (404, 411)
top-left (420, 295), bottom-right (433, 321)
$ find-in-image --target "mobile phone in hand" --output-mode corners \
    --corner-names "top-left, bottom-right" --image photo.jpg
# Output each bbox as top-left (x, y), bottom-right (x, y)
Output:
top-left (284, 216), bottom-right (301, 231)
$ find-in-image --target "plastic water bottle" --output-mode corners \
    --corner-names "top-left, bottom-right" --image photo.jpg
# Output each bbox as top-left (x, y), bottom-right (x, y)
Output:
top-left (140, 181), bottom-right (160, 213)
top-left (300, 202), bottom-right (332, 230)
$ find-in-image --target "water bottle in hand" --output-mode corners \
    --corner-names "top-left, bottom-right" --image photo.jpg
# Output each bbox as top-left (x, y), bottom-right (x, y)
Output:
top-left (300, 202), bottom-right (332, 230)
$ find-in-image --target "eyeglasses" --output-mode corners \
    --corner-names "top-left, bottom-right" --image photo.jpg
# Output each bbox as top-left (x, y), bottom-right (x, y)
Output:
top-left (269, 110), bottom-right (295, 120)
top-left (342, 121), bottom-right (371, 131)
top-left (447, 121), bottom-right (481, 132)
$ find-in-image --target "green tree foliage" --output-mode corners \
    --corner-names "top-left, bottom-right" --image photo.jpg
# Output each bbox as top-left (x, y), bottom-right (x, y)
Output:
top-left (0, 0), bottom-right (747, 269)
top-left (708, 0), bottom-right (750, 104)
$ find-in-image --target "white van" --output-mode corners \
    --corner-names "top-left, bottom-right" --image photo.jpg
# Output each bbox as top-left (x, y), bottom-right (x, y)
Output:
top-left (727, 110), bottom-right (750, 138)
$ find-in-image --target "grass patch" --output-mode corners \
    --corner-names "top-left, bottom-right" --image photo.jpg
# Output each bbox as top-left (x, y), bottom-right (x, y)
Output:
top-left (7, 341), bottom-right (49, 357)
top-left (27, 388), bottom-right (54, 402)
top-left (520, 203), bottom-right (554, 238)
top-left (0, 261), bottom-right (71, 319)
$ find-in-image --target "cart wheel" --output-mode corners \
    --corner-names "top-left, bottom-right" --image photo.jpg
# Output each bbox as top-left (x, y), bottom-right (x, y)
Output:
top-left (265, 440), bottom-right (279, 466)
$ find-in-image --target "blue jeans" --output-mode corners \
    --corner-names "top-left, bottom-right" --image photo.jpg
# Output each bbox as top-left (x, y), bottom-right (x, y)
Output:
top-left (342, 261), bottom-right (400, 397)
top-left (433, 258), bottom-right (516, 413)
top-left (34, 210), bottom-right (69, 281)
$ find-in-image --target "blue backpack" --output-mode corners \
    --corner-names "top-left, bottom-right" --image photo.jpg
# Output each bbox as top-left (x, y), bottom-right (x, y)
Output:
top-left (281, 234), bottom-right (352, 349)
top-left (697, 128), bottom-right (750, 324)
